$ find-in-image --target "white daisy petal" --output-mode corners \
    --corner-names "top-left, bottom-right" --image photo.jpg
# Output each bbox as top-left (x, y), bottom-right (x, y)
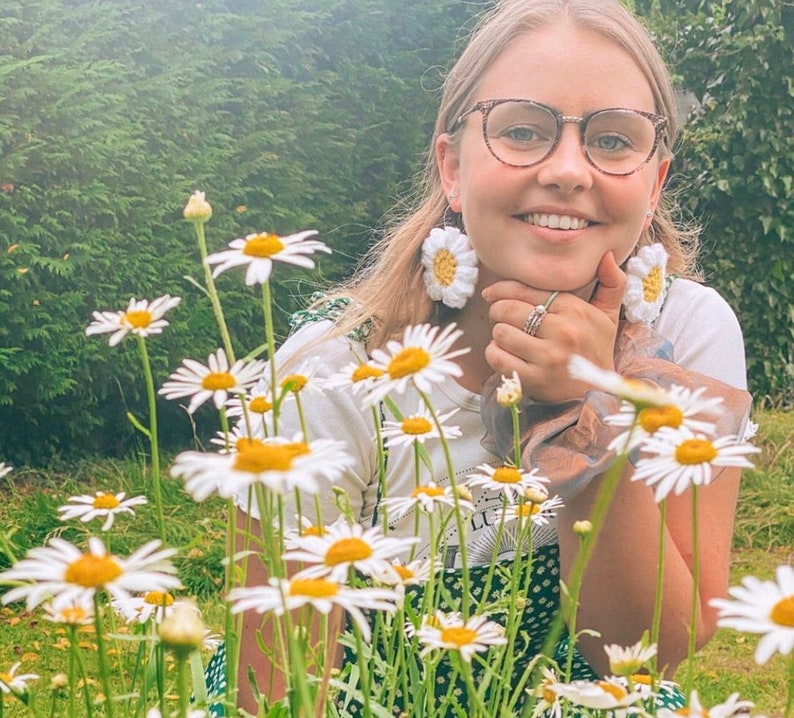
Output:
top-left (57, 491), bottom-right (147, 532)
top-left (0, 662), bottom-right (39, 695)
top-left (414, 610), bottom-right (507, 663)
top-left (710, 564), bottom-right (794, 665)
top-left (380, 404), bottom-right (461, 448)
top-left (467, 464), bottom-right (549, 503)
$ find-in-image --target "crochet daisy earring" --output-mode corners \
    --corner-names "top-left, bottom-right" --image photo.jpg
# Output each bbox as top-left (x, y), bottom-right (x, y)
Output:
top-left (420, 226), bottom-right (479, 309)
top-left (622, 242), bottom-right (670, 324)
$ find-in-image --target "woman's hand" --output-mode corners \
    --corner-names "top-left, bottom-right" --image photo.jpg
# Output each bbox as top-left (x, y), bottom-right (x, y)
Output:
top-left (482, 252), bottom-right (627, 403)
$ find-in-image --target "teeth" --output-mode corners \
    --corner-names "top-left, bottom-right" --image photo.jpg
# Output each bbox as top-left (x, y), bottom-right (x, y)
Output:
top-left (525, 213), bottom-right (589, 230)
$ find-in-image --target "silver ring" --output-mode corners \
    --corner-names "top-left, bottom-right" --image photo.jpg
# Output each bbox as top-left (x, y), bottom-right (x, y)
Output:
top-left (522, 291), bottom-right (559, 337)
top-left (523, 305), bottom-right (548, 336)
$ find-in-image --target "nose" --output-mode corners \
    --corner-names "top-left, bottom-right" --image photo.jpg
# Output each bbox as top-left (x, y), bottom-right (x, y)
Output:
top-left (534, 123), bottom-right (594, 194)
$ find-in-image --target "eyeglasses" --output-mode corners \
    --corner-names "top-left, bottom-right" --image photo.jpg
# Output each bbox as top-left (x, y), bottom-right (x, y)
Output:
top-left (454, 98), bottom-right (667, 176)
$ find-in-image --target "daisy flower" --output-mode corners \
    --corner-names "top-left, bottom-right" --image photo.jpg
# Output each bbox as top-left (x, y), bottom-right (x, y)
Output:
top-left (209, 424), bottom-right (267, 453)
top-left (373, 557), bottom-right (438, 588)
top-left (0, 463), bottom-right (12, 479)
top-left (326, 360), bottom-right (386, 396)
top-left (710, 564), bottom-right (794, 664)
top-left (496, 370), bottom-right (522, 408)
top-left (380, 405), bottom-right (461, 448)
top-left (205, 229), bottom-right (330, 286)
top-left (159, 348), bottom-right (266, 414)
top-left (467, 464), bottom-right (549, 502)
top-left (147, 708), bottom-right (207, 718)
top-left (364, 323), bottom-right (469, 406)
top-left (632, 427), bottom-right (759, 502)
top-left (86, 295), bottom-right (181, 347)
top-left (282, 518), bottom-right (418, 583)
top-left (421, 226), bottom-right (479, 309)
top-left (656, 690), bottom-right (753, 718)
top-left (530, 666), bottom-right (565, 718)
top-left (0, 662), bottom-right (38, 695)
top-left (228, 576), bottom-right (399, 643)
top-left (623, 242), bottom-right (668, 324)
top-left (604, 640), bottom-right (657, 676)
top-left (0, 537), bottom-right (180, 612)
top-left (283, 516), bottom-right (329, 549)
top-left (171, 435), bottom-right (353, 501)
top-left (113, 590), bottom-right (178, 624)
top-left (568, 354), bottom-right (671, 408)
top-left (43, 597), bottom-right (95, 625)
top-left (415, 610), bottom-right (507, 663)
top-left (380, 481), bottom-right (474, 521)
top-left (553, 678), bottom-right (642, 711)
top-left (57, 491), bottom-right (148, 532)
top-left (500, 494), bottom-right (564, 527)
top-left (605, 385), bottom-right (723, 454)
top-left (277, 356), bottom-right (327, 398)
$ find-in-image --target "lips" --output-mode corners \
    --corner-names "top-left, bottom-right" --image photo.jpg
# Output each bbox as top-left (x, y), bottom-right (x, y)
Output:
top-left (521, 213), bottom-right (591, 230)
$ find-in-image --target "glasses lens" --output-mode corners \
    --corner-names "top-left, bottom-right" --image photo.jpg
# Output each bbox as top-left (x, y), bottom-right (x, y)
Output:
top-left (484, 101), bottom-right (558, 166)
top-left (584, 110), bottom-right (658, 174)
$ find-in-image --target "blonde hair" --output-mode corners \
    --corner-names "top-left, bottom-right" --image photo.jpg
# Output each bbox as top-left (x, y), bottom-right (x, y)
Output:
top-left (329, 0), bottom-right (699, 350)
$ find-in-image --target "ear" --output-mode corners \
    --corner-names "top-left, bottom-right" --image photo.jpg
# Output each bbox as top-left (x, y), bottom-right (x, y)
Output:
top-left (648, 157), bottom-right (671, 216)
top-left (436, 133), bottom-right (462, 213)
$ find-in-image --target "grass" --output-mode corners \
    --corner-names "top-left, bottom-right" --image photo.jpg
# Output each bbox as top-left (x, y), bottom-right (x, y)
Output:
top-left (0, 410), bottom-right (792, 716)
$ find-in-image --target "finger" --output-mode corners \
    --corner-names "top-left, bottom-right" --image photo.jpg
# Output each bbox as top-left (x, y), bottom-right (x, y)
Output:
top-left (482, 280), bottom-right (552, 307)
top-left (589, 251), bottom-right (626, 324)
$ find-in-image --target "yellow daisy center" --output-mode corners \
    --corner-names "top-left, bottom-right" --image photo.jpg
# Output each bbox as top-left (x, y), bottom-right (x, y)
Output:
top-left (92, 493), bottom-right (120, 510)
top-left (123, 309), bottom-right (152, 329)
top-left (300, 524), bottom-right (325, 537)
top-left (202, 371), bottom-right (236, 391)
top-left (638, 404), bottom-right (684, 432)
top-left (630, 673), bottom-right (653, 685)
top-left (0, 672), bottom-right (12, 684)
top-left (440, 626), bottom-right (478, 647)
top-left (642, 266), bottom-right (664, 303)
top-left (541, 683), bottom-right (557, 703)
top-left (492, 466), bottom-right (522, 484)
top-left (388, 347), bottom-right (430, 379)
top-left (249, 396), bottom-right (272, 413)
top-left (60, 606), bottom-right (89, 623)
top-left (324, 537), bottom-right (373, 566)
top-left (284, 441), bottom-right (310, 458)
top-left (144, 591), bottom-right (174, 607)
top-left (597, 681), bottom-right (628, 701)
top-left (771, 595), bottom-right (794, 627)
top-left (394, 565), bottom-right (415, 581)
top-left (352, 364), bottom-right (384, 382)
top-left (675, 438), bottom-right (717, 465)
top-left (402, 416), bottom-right (433, 435)
top-left (411, 485), bottom-right (445, 499)
top-left (515, 504), bottom-right (541, 518)
top-left (675, 710), bottom-right (709, 717)
top-left (243, 233), bottom-right (284, 257)
top-left (233, 443), bottom-right (294, 473)
top-left (289, 578), bottom-right (339, 599)
top-left (432, 249), bottom-right (458, 287)
top-left (64, 553), bottom-right (123, 587)
top-left (281, 374), bottom-right (308, 393)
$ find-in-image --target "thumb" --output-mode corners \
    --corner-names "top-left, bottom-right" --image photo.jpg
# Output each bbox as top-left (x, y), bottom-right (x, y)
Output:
top-left (589, 251), bottom-right (626, 323)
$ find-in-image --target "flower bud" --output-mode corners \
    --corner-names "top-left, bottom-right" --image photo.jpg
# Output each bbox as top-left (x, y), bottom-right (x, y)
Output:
top-left (158, 601), bottom-right (207, 658)
top-left (183, 191), bottom-right (212, 222)
top-left (523, 486), bottom-right (549, 505)
top-left (454, 485), bottom-right (473, 503)
top-left (50, 673), bottom-right (69, 691)
top-left (496, 371), bottom-right (522, 407)
top-left (573, 520), bottom-right (593, 537)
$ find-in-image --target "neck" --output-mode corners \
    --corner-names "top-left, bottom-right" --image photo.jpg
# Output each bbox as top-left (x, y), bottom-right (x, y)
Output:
top-left (447, 293), bottom-right (495, 393)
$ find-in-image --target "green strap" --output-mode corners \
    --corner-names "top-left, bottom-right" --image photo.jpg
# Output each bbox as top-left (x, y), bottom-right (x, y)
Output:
top-left (288, 291), bottom-right (372, 343)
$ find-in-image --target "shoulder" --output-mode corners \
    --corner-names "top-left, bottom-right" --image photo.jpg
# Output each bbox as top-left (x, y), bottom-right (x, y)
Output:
top-left (654, 278), bottom-right (747, 389)
top-left (276, 319), bottom-right (366, 376)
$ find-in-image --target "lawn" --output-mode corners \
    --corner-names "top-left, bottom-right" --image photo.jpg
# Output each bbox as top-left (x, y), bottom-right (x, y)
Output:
top-left (0, 409), bottom-right (791, 717)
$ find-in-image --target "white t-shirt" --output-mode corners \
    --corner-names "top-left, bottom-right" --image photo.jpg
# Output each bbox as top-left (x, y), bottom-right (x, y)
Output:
top-left (235, 278), bottom-right (747, 568)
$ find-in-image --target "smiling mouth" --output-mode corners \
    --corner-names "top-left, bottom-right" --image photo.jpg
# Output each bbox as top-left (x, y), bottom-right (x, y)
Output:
top-left (521, 213), bottom-right (591, 230)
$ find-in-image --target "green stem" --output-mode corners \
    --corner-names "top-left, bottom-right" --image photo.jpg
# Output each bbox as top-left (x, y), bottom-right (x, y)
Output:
top-left (650, 498), bottom-right (667, 676)
top-left (176, 656), bottom-right (190, 718)
top-left (137, 336), bottom-right (166, 543)
top-left (684, 485), bottom-right (700, 695)
top-left (193, 219), bottom-right (235, 361)
top-left (93, 593), bottom-right (116, 718)
top-left (68, 625), bottom-right (94, 718)
top-left (224, 496), bottom-right (239, 713)
top-left (262, 281), bottom-right (279, 434)
top-left (785, 649), bottom-right (794, 718)
top-left (511, 404), bottom-right (522, 467)
top-left (419, 388), bottom-right (471, 615)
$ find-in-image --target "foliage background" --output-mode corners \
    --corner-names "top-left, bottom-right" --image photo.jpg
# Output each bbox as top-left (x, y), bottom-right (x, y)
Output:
top-left (0, 0), bottom-right (791, 465)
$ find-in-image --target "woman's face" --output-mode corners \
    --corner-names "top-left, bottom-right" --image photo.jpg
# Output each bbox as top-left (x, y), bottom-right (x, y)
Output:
top-left (438, 22), bottom-right (670, 296)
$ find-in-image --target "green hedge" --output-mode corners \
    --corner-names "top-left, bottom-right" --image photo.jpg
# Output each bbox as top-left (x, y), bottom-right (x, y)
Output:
top-left (1, 0), bottom-right (791, 465)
